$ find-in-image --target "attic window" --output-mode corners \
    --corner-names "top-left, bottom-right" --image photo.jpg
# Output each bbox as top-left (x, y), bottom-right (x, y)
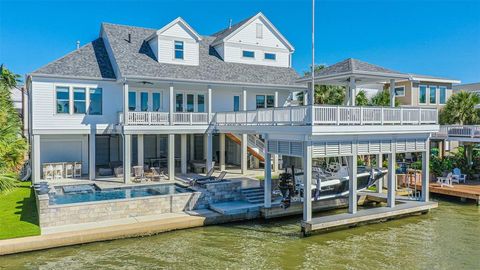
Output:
top-left (174, 40), bottom-right (184, 59)
top-left (242, 50), bottom-right (255, 58)
top-left (256, 23), bottom-right (263, 39)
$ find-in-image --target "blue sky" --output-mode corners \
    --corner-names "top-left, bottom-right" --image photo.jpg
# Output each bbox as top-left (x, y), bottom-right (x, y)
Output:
top-left (1, 0), bottom-right (479, 83)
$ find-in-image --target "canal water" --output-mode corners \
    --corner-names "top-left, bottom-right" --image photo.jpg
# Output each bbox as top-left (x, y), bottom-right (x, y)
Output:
top-left (2, 197), bottom-right (479, 270)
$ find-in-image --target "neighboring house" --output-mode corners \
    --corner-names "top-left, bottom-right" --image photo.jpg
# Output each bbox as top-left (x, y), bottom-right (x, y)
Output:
top-left (10, 84), bottom-right (29, 137)
top-left (453, 82), bottom-right (480, 95)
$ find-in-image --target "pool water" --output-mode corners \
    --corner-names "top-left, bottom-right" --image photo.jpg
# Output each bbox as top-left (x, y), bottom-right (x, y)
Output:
top-left (49, 184), bottom-right (190, 205)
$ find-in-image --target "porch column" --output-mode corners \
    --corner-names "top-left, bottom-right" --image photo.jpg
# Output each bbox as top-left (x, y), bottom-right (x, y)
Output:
top-left (344, 82), bottom-right (350, 106)
top-left (242, 88), bottom-right (247, 111)
top-left (421, 140), bottom-right (430, 202)
top-left (349, 76), bottom-right (356, 106)
top-left (376, 153), bottom-right (383, 193)
top-left (123, 134), bottom-right (131, 183)
top-left (205, 133), bottom-right (213, 172)
top-left (168, 134), bottom-right (175, 180)
top-left (123, 82), bottom-right (129, 125)
top-left (89, 127), bottom-right (96, 180)
top-left (207, 86), bottom-right (212, 122)
top-left (389, 79), bottom-right (396, 108)
top-left (137, 134), bottom-right (144, 167)
top-left (272, 93), bottom-right (279, 172)
top-left (348, 145), bottom-right (358, 214)
top-left (32, 134), bottom-right (41, 183)
top-left (169, 83), bottom-right (174, 125)
top-left (241, 134), bottom-right (248, 175)
top-left (387, 145), bottom-right (397, 207)
top-left (219, 133), bottom-right (226, 171)
top-left (181, 134), bottom-right (187, 174)
top-left (303, 141), bottom-right (313, 222)
top-left (264, 149), bottom-right (272, 208)
top-left (189, 134), bottom-right (195, 160)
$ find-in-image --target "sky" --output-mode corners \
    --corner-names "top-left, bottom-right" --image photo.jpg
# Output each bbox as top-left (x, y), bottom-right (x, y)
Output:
top-left (1, 0), bottom-right (479, 83)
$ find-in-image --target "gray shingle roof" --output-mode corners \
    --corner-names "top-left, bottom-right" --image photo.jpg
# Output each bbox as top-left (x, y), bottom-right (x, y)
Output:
top-left (313, 58), bottom-right (405, 78)
top-left (32, 38), bottom-right (116, 79)
top-left (211, 16), bottom-right (253, 45)
top-left (101, 22), bottom-right (300, 86)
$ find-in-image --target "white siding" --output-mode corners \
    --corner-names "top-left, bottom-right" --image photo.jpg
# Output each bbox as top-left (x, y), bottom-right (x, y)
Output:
top-left (31, 78), bottom-right (122, 133)
top-left (40, 135), bottom-right (89, 174)
top-left (214, 44), bottom-right (225, 60)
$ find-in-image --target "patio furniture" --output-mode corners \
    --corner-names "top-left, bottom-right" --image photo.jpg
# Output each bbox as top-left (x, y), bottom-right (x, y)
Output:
top-left (192, 167), bottom-right (215, 182)
top-left (452, 168), bottom-right (467, 184)
top-left (132, 165), bottom-right (145, 183)
top-left (149, 167), bottom-right (166, 182)
top-left (437, 173), bottom-right (453, 187)
top-left (73, 162), bottom-right (82, 178)
top-left (43, 164), bottom-right (54, 181)
top-left (114, 167), bottom-right (123, 178)
top-left (194, 171), bottom-right (227, 185)
top-left (53, 164), bottom-right (63, 180)
top-left (65, 163), bottom-right (74, 178)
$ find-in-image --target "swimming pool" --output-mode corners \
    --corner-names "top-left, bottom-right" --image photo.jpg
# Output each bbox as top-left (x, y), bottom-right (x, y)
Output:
top-left (49, 184), bottom-right (191, 205)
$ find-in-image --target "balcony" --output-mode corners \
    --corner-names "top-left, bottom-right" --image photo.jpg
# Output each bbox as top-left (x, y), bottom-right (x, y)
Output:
top-left (120, 112), bottom-right (210, 125)
top-left (213, 105), bottom-right (438, 126)
top-left (435, 125), bottom-right (480, 140)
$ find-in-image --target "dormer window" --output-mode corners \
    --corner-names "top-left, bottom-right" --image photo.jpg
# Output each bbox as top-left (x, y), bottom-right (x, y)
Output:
top-left (256, 23), bottom-right (263, 38)
top-left (264, 53), bottom-right (276, 60)
top-left (243, 50), bottom-right (255, 58)
top-left (174, 41), bottom-right (184, 59)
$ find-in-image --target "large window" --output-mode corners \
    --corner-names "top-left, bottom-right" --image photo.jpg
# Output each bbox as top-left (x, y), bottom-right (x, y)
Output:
top-left (128, 92), bottom-right (136, 111)
top-left (256, 95), bottom-right (266, 109)
top-left (243, 50), bottom-right (255, 58)
top-left (256, 95), bottom-right (275, 109)
top-left (89, 88), bottom-right (102, 115)
top-left (439, 86), bottom-right (447, 104)
top-left (430, 86), bottom-right (437, 104)
top-left (394, 86), bottom-right (405, 97)
top-left (197, 94), bottom-right (205, 112)
top-left (419, 85), bottom-right (427, 104)
top-left (140, 92), bottom-right (148, 111)
top-left (73, 87), bottom-right (86, 114)
top-left (186, 94), bottom-right (194, 112)
top-left (264, 53), bottom-right (276, 60)
top-left (174, 41), bottom-right (184, 59)
top-left (233, 96), bottom-right (240, 112)
top-left (56, 86), bottom-right (70, 114)
top-left (152, 92), bottom-right (161, 111)
top-left (266, 95), bottom-right (275, 108)
top-left (175, 93), bottom-right (183, 112)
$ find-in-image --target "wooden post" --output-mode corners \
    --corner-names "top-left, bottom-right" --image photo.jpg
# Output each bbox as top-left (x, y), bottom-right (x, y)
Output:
top-left (303, 141), bottom-right (313, 222)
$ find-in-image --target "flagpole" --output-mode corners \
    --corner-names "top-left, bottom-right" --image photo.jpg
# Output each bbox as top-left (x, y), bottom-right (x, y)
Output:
top-left (311, 0), bottom-right (315, 106)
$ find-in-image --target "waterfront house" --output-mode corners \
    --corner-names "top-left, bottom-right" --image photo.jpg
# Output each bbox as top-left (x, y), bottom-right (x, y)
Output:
top-left (27, 12), bottom-right (438, 231)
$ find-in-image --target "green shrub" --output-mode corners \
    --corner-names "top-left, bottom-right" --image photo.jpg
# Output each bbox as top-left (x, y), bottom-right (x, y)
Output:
top-left (0, 173), bottom-right (17, 193)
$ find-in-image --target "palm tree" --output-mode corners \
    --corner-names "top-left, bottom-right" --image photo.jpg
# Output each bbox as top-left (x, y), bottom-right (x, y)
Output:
top-left (370, 89), bottom-right (398, 107)
top-left (298, 64), bottom-right (346, 105)
top-left (439, 91), bottom-right (480, 125)
top-left (355, 90), bottom-right (369, 106)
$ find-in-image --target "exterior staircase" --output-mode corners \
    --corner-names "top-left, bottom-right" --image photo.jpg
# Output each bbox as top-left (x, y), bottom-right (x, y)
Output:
top-left (241, 187), bottom-right (266, 204)
top-left (226, 133), bottom-right (265, 162)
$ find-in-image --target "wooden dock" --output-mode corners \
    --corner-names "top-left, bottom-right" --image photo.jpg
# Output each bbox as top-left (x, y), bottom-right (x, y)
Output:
top-left (301, 194), bottom-right (438, 235)
top-left (418, 181), bottom-right (480, 205)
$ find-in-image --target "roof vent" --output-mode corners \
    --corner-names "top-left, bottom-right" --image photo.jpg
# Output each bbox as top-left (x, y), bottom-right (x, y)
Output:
top-left (127, 33), bottom-right (131, 43)
top-left (76, 40), bottom-right (80, 50)
top-left (229, 19), bottom-right (232, 29)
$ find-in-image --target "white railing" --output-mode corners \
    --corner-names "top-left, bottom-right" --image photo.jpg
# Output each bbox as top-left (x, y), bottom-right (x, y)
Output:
top-left (439, 125), bottom-right (480, 138)
top-left (121, 112), bottom-right (209, 125)
top-left (214, 105), bottom-right (438, 126)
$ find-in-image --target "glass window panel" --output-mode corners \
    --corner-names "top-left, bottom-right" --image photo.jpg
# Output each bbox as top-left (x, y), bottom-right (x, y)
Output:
top-left (394, 87), bottom-right (405, 96)
top-left (233, 96), bottom-right (240, 112)
top-left (439, 87), bottom-right (447, 104)
top-left (128, 92), bottom-right (136, 111)
top-left (419, 86), bottom-right (427, 104)
top-left (89, 88), bottom-right (102, 115)
top-left (266, 95), bottom-right (275, 108)
top-left (430, 86), bottom-right (437, 104)
top-left (73, 87), bottom-right (86, 114)
top-left (152, 93), bottom-right (161, 111)
top-left (56, 86), bottom-right (70, 113)
top-left (256, 95), bottom-right (265, 109)
top-left (264, 53), bottom-right (276, 60)
top-left (141, 92), bottom-right (148, 111)
top-left (176, 93), bottom-right (183, 112)
top-left (186, 94), bottom-right (194, 112)
top-left (243, 51), bottom-right (255, 58)
top-left (174, 41), bottom-right (184, 59)
top-left (197, 94), bottom-right (205, 112)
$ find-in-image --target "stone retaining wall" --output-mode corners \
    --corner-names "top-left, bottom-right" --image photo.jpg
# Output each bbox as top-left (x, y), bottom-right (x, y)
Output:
top-left (36, 191), bottom-right (201, 228)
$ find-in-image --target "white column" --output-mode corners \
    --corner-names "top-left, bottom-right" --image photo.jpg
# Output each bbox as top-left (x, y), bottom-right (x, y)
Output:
top-left (123, 83), bottom-right (129, 125)
top-left (205, 133), bottom-right (213, 172)
top-left (274, 91), bottom-right (279, 107)
top-left (348, 144), bottom-right (358, 214)
top-left (421, 140), bottom-right (430, 202)
top-left (89, 128), bottom-right (96, 180)
top-left (32, 134), bottom-right (41, 183)
top-left (241, 134), bottom-right (248, 175)
top-left (272, 92), bottom-right (279, 172)
top-left (137, 134), bottom-right (144, 167)
top-left (242, 88), bottom-right (247, 111)
top-left (207, 86), bottom-right (212, 122)
top-left (303, 141), bottom-right (313, 222)
top-left (168, 134), bottom-right (175, 180)
top-left (389, 79), bottom-right (396, 108)
top-left (349, 76), bottom-right (356, 106)
top-left (189, 134), bottom-right (195, 160)
top-left (264, 150), bottom-right (272, 208)
top-left (169, 84), bottom-right (174, 125)
top-left (387, 145), bottom-right (397, 208)
top-left (344, 83), bottom-right (350, 106)
top-left (123, 134), bottom-right (131, 183)
top-left (376, 153), bottom-right (383, 193)
top-left (181, 134), bottom-right (187, 174)
top-left (219, 133), bottom-right (226, 171)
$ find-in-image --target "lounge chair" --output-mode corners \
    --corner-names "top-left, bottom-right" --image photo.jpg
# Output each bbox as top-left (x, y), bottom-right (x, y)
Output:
top-left (150, 167), bottom-right (166, 182)
top-left (452, 168), bottom-right (467, 184)
top-left (437, 172), bottom-right (453, 187)
top-left (194, 171), bottom-right (227, 185)
top-left (132, 165), bottom-right (145, 183)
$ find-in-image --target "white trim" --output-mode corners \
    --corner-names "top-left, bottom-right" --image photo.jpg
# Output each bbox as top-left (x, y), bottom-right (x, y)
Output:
top-left (146, 17), bottom-right (202, 42)
top-left (418, 84), bottom-right (428, 105)
top-left (429, 85), bottom-right (437, 104)
top-left (264, 52), bottom-right (277, 61)
top-left (410, 76), bottom-right (460, 84)
top-left (394, 85), bottom-right (405, 97)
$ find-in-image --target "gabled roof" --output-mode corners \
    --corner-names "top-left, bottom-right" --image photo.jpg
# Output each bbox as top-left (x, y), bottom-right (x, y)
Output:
top-left (211, 12), bottom-right (294, 51)
top-left (146, 17), bottom-right (202, 42)
top-left (316, 58), bottom-right (405, 77)
top-left (31, 38), bottom-right (116, 80)
top-left (101, 23), bottom-right (301, 87)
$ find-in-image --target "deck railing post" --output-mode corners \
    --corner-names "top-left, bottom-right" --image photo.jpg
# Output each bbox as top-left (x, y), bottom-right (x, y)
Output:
top-left (400, 107), bottom-right (403, 125)
top-left (336, 106), bottom-right (340, 125)
top-left (272, 107), bottom-right (275, 125)
top-left (360, 107), bottom-right (364, 125)
top-left (290, 106), bottom-right (293, 125)
top-left (381, 107), bottom-right (384, 125)
top-left (148, 112), bottom-right (151, 125)
top-left (418, 108), bottom-right (422, 125)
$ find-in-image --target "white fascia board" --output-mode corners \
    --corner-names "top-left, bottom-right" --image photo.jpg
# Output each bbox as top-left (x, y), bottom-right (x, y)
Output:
top-left (146, 17), bottom-right (202, 42)
top-left (123, 125), bottom-right (209, 134)
top-left (410, 76), bottom-right (461, 84)
top-left (29, 73), bottom-right (116, 82)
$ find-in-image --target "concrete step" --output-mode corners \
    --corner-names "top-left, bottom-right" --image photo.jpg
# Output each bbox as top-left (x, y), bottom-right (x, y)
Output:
top-left (241, 191), bottom-right (264, 197)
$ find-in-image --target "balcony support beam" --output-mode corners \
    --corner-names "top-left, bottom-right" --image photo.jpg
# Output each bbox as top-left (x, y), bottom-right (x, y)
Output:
top-left (241, 134), bottom-right (248, 175)
top-left (264, 149), bottom-right (272, 208)
top-left (89, 127), bottom-right (96, 180)
top-left (376, 153), bottom-right (384, 193)
top-left (205, 133), bottom-right (213, 172)
top-left (207, 86), bottom-right (212, 122)
top-left (181, 134), bottom-right (187, 174)
top-left (349, 76), bottom-right (356, 106)
top-left (302, 141), bottom-right (313, 222)
top-left (390, 79), bottom-right (396, 108)
top-left (168, 134), bottom-right (175, 180)
top-left (421, 139), bottom-right (430, 202)
top-left (387, 144), bottom-right (397, 208)
top-left (219, 133), bottom-right (226, 171)
top-left (137, 134), bottom-right (144, 167)
top-left (348, 144), bottom-right (358, 214)
top-left (123, 82), bottom-right (129, 125)
top-left (169, 84), bottom-right (174, 125)
top-left (123, 134), bottom-right (131, 184)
